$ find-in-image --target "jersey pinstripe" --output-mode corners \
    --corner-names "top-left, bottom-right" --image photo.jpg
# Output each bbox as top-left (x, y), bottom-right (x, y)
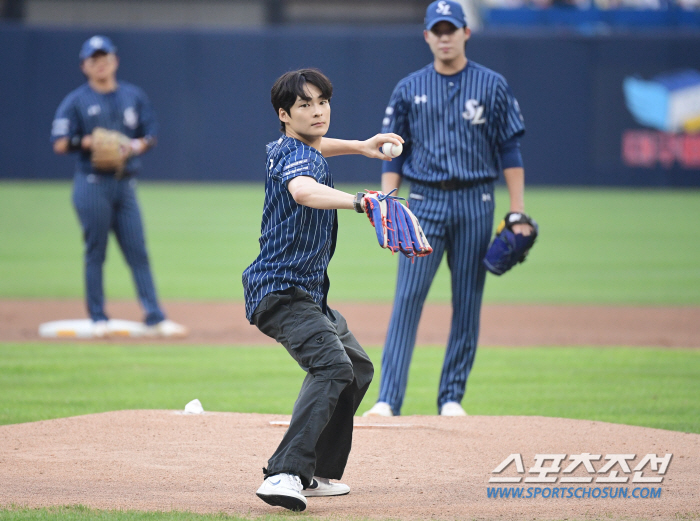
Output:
top-left (381, 61), bottom-right (525, 182)
top-left (243, 136), bottom-right (336, 322)
top-left (51, 82), bottom-right (157, 175)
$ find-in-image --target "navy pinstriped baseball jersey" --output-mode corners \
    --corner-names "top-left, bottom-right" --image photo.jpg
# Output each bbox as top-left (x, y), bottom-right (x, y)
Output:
top-left (51, 81), bottom-right (164, 326)
top-left (243, 136), bottom-right (337, 322)
top-left (375, 60), bottom-right (526, 415)
top-left (51, 82), bottom-right (157, 175)
top-left (381, 61), bottom-right (524, 181)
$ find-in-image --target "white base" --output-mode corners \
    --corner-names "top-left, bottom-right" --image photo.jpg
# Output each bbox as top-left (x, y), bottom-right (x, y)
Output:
top-left (38, 319), bottom-right (146, 339)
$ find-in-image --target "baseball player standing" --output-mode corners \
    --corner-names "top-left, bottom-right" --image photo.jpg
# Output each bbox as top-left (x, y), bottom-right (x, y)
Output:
top-left (51, 35), bottom-right (187, 338)
top-left (243, 69), bottom-right (403, 511)
top-left (364, 0), bottom-right (534, 417)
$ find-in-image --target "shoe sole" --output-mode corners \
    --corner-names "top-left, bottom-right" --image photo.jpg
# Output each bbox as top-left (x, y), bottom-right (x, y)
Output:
top-left (256, 492), bottom-right (307, 511)
top-left (302, 489), bottom-right (350, 497)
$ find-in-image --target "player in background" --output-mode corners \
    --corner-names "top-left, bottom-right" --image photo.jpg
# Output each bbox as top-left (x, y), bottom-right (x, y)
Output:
top-left (243, 69), bottom-right (403, 511)
top-left (51, 35), bottom-right (187, 338)
top-left (363, 0), bottom-right (534, 418)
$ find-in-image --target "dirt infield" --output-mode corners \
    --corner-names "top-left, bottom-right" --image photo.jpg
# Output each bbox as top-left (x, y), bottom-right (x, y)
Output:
top-left (2, 299), bottom-right (698, 519)
top-left (0, 410), bottom-right (698, 519)
top-left (2, 299), bottom-right (699, 347)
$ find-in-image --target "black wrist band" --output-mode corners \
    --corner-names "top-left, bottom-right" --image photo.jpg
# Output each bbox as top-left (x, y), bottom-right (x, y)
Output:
top-left (353, 192), bottom-right (365, 213)
top-left (68, 135), bottom-right (82, 152)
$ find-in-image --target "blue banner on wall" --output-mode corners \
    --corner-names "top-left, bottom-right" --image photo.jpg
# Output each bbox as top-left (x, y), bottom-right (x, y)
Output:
top-left (1, 25), bottom-right (699, 186)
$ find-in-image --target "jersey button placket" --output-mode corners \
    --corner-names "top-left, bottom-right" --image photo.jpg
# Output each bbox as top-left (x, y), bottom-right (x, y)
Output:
top-left (447, 81), bottom-right (458, 134)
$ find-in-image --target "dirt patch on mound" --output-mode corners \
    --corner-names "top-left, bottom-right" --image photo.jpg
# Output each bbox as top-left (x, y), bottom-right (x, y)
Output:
top-left (1, 299), bottom-right (699, 347)
top-left (0, 411), bottom-right (697, 520)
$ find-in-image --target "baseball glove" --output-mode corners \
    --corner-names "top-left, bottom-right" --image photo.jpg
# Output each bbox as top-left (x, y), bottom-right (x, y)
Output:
top-left (90, 127), bottom-right (131, 176)
top-left (364, 190), bottom-right (433, 258)
top-left (483, 212), bottom-right (538, 276)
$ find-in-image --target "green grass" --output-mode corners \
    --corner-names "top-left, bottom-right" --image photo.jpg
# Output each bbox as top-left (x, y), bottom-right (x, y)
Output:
top-left (1, 181), bottom-right (699, 304)
top-left (0, 505), bottom-right (310, 521)
top-left (1, 343), bottom-right (698, 433)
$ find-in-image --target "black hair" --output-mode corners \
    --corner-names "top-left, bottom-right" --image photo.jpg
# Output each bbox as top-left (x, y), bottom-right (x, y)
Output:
top-left (271, 68), bottom-right (333, 132)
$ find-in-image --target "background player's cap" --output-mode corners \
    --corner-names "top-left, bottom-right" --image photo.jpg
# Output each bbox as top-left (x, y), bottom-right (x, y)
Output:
top-left (79, 35), bottom-right (117, 61)
top-left (424, 0), bottom-right (468, 30)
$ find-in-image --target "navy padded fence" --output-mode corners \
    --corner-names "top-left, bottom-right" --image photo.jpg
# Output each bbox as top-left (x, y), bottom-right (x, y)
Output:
top-left (1, 24), bottom-right (699, 186)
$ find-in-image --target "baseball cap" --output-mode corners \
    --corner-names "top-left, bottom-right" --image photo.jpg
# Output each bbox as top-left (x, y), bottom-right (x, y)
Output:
top-left (79, 35), bottom-right (117, 61)
top-left (424, 0), bottom-right (468, 30)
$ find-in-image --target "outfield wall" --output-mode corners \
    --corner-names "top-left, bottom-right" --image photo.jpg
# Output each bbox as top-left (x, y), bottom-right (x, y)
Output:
top-left (1, 25), bottom-right (699, 186)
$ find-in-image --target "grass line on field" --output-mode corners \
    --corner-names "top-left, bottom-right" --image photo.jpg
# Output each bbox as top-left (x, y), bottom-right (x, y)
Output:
top-left (0, 504), bottom-right (329, 521)
top-left (1, 343), bottom-right (698, 433)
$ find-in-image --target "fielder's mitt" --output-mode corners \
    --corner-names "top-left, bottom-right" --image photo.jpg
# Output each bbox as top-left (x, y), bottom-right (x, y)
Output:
top-left (364, 190), bottom-right (433, 258)
top-left (483, 212), bottom-right (538, 276)
top-left (90, 127), bottom-right (131, 176)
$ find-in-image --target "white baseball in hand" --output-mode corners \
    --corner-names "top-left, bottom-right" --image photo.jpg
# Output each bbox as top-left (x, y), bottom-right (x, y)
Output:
top-left (382, 142), bottom-right (403, 158)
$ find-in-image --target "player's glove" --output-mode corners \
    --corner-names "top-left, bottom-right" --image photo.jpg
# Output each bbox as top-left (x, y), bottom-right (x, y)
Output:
top-left (90, 127), bottom-right (132, 177)
top-left (363, 190), bottom-right (432, 258)
top-left (483, 212), bottom-right (538, 276)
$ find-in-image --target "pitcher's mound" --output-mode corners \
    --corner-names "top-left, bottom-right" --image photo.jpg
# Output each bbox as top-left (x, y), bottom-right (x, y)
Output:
top-left (0, 411), bottom-right (697, 520)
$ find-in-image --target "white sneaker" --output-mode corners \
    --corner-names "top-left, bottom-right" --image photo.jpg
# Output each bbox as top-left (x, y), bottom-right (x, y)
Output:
top-left (440, 401), bottom-right (468, 416)
top-left (256, 473), bottom-right (307, 511)
top-left (302, 476), bottom-right (350, 497)
top-left (362, 402), bottom-right (393, 417)
top-left (144, 319), bottom-right (188, 338)
top-left (92, 320), bottom-right (109, 338)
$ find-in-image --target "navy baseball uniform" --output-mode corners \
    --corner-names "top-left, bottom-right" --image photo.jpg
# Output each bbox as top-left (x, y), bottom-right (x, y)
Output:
top-left (373, 3), bottom-right (526, 416)
top-left (51, 36), bottom-right (180, 333)
top-left (243, 135), bottom-right (373, 494)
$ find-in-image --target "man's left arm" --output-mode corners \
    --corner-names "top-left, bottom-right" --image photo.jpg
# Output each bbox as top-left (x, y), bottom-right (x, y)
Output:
top-left (497, 78), bottom-right (531, 236)
top-left (503, 167), bottom-right (532, 236)
top-left (500, 134), bottom-right (532, 237)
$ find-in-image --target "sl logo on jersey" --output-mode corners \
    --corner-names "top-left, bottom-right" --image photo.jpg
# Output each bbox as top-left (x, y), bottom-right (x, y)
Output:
top-left (414, 94), bottom-right (428, 104)
top-left (87, 104), bottom-right (101, 116)
top-left (436, 1), bottom-right (452, 15)
top-left (123, 107), bottom-right (138, 129)
top-left (462, 99), bottom-right (486, 125)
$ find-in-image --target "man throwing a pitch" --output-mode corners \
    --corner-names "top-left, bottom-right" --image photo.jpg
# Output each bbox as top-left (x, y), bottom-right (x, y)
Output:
top-left (243, 68), bottom-right (404, 511)
top-left (364, 0), bottom-right (534, 418)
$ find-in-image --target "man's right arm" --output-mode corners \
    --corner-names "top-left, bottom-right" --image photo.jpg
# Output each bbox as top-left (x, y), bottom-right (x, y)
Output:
top-left (53, 137), bottom-right (70, 154)
top-left (51, 96), bottom-right (85, 155)
top-left (53, 135), bottom-right (93, 154)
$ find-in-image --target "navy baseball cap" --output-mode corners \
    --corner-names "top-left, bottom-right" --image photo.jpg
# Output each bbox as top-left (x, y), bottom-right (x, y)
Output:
top-left (79, 35), bottom-right (117, 61)
top-left (425, 0), bottom-right (468, 30)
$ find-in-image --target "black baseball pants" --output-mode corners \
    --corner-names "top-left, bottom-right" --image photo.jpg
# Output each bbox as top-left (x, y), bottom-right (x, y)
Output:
top-left (252, 287), bottom-right (374, 488)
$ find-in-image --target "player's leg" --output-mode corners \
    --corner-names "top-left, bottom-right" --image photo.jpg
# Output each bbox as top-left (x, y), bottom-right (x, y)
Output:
top-left (112, 178), bottom-right (165, 326)
top-left (71, 173), bottom-right (113, 322)
top-left (438, 184), bottom-right (495, 412)
top-left (378, 186), bottom-right (448, 415)
top-left (312, 307), bottom-right (373, 481)
top-left (252, 288), bottom-right (355, 489)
